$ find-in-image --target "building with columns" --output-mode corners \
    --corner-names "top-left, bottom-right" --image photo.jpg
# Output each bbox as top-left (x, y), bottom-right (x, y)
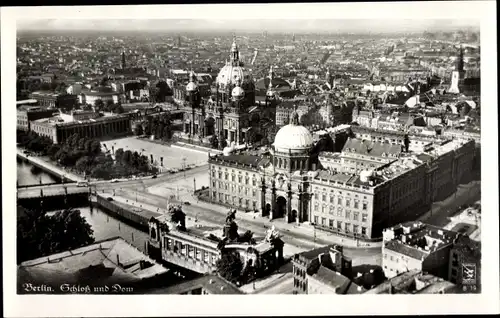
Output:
top-left (207, 110), bottom-right (476, 240)
top-left (30, 114), bottom-right (131, 144)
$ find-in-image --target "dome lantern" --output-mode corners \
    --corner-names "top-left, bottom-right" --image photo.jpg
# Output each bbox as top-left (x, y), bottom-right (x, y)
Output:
top-left (186, 70), bottom-right (198, 93)
top-left (231, 78), bottom-right (245, 100)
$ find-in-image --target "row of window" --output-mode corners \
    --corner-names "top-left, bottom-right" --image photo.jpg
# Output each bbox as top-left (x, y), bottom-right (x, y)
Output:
top-left (314, 194), bottom-right (369, 210)
top-left (313, 216), bottom-right (368, 235)
top-left (383, 253), bottom-right (410, 264)
top-left (293, 267), bottom-right (306, 279)
top-left (164, 238), bottom-right (218, 266)
top-left (212, 171), bottom-right (258, 186)
top-left (293, 278), bottom-right (307, 292)
top-left (212, 191), bottom-right (258, 209)
top-left (212, 183), bottom-right (258, 197)
top-left (314, 206), bottom-right (369, 223)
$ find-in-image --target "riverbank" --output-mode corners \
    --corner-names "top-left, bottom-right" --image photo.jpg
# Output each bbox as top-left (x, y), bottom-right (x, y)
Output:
top-left (17, 148), bottom-right (84, 182)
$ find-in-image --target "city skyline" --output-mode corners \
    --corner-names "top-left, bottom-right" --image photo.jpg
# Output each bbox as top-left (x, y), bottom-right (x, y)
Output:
top-left (17, 18), bottom-right (479, 34)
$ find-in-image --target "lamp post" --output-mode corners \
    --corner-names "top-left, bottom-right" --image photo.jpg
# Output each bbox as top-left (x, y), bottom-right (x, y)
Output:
top-left (182, 156), bottom-right (187, 178)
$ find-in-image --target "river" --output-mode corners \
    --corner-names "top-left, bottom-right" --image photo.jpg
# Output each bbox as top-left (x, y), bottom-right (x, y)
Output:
top-left (17, 160), bottom-right (60, 186)
top-left (17, 160), bottom-right (148, 253)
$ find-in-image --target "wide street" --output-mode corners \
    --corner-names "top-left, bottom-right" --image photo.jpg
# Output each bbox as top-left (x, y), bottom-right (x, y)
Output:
top-left (19, 141), bottom-right (481, 268)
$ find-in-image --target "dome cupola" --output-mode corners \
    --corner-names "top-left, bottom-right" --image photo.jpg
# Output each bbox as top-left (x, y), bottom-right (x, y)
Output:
top-left (231, 78), bottom-right (245, 100)
top-left (273, 106), bottom-right (314, 154)
top-left (186, 71), bottom-right (198, 93)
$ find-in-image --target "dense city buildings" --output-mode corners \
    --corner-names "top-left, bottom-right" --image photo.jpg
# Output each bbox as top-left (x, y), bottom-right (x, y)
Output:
top-left (15, 17), bottom-right (483, 298)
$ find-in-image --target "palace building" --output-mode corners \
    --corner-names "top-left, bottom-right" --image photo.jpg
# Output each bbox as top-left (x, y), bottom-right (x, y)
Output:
top-left (207, 110), bottom-right (476, 240)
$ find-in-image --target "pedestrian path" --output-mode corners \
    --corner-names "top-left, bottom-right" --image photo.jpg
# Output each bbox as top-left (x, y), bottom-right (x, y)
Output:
top-left (17, 149), bottom-right (84, 182)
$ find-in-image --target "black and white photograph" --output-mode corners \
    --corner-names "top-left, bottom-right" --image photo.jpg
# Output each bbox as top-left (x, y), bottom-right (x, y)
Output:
top-left (2, 2), bottom-right (498, 317)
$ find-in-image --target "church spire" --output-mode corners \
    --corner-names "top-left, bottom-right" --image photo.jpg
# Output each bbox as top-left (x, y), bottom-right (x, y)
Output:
top-left (230, 35), bottom-right (239, 66)
top-left (268, 65), bottom-right (274, 90)
top-left (456, 45), bottom-right (464, 72)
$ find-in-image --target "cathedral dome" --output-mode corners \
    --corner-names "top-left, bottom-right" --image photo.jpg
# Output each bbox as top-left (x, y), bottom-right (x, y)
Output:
top-left (186, 71), bottom-right (198, 92)
top-left (186, 81), bottom-right (198, 92)
top-left (216, 64), bottom-right (252, 88)
top-left (215, 38), bottom-right (253, 89)
top-left (273, 110), bottom-right (314, 153)
top-left (231, 84), bottom-right (245, 98)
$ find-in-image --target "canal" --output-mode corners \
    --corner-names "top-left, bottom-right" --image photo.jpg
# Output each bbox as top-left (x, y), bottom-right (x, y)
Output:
top-left (17, 160), bottom-right (149, 253)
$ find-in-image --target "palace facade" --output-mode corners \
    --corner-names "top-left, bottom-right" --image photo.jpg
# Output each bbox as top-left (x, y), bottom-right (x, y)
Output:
top-left (208, 111), bottom-right (476, 240)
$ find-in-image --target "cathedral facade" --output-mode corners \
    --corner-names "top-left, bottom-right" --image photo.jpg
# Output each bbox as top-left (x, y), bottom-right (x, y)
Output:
top-left (178, 39), bottom-right (276, 146)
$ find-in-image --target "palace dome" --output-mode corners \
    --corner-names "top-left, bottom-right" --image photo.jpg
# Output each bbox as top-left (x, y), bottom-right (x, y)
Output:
top-left (273, 111), bottom-right (314, 153)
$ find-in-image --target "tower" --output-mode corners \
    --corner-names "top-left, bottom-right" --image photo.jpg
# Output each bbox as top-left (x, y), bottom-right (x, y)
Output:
top-left (325, 93), bottom-right (333, 126)
top-left (266, 65), bottom-right (276, 107)
top-left (121, 51), bottom-right (126, 70)
top-left (178, 35), bottom-right (182, 47)
top-left (230, 36), bottom-right (240, 67)
top-left (449, 46), bottom-right (466, 94)
top-left (186, 71), bottom-right (200, 136)
top-left (326, 68), bottom-right (333, 89)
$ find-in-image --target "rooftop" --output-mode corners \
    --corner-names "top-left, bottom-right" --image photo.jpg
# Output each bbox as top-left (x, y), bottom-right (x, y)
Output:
top-left (384, 221), bottom-right (459, 259)
top-left (18, 237), bottom-right (169, 289)
top-left (342, 138), bottom-right (403, 158)
top-left (150, 274), bottom-right (244, 294)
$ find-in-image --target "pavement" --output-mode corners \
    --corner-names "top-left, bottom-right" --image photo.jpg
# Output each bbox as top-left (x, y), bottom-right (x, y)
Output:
top-left (419, 179), bottom-right (481, 227)
top-left (102, 136), bottom-right (209, 169)
top-left (108, 187), bottom-right (382, 266)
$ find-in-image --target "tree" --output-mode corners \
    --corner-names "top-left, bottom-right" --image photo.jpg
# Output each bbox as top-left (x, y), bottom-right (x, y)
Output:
top-left (169, 205), bottom-right (186, 231)
top-left (17, 207), bottom-right (95, 264)
top-left (210, 135), bottom-right (219, 149)
top-left (75, 156), bottom-right (92, 174)
top-left (216, 251), bottom-right (243, 283)
top-left (105, 100), bottom-right (114, 112)
top-left (94, 99), bottom-right (104, 112)
top-left (114, 148), bottom-right (124, 163)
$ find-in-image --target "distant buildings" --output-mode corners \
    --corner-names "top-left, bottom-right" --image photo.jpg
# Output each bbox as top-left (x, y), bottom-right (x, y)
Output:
top-left (29, 91), bottom-right (78, 110)
top-left (17, 106), bottom-right (57, 131)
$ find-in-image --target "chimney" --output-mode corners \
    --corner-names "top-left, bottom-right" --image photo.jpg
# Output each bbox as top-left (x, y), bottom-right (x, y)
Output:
top-left (116, 254), bottom-right (120, 266)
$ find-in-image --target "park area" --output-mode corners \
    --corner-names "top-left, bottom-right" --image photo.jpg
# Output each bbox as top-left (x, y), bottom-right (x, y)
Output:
top-left (102, 136), bottom-right (209, 170)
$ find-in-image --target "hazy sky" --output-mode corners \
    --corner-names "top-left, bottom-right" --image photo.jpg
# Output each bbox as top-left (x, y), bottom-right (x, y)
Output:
top-left (17, 19), bottom-right (479, 33)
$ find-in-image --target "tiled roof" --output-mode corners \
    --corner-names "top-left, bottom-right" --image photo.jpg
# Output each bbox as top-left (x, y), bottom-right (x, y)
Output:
top-left (384, 240), bottom-right (428, 260)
